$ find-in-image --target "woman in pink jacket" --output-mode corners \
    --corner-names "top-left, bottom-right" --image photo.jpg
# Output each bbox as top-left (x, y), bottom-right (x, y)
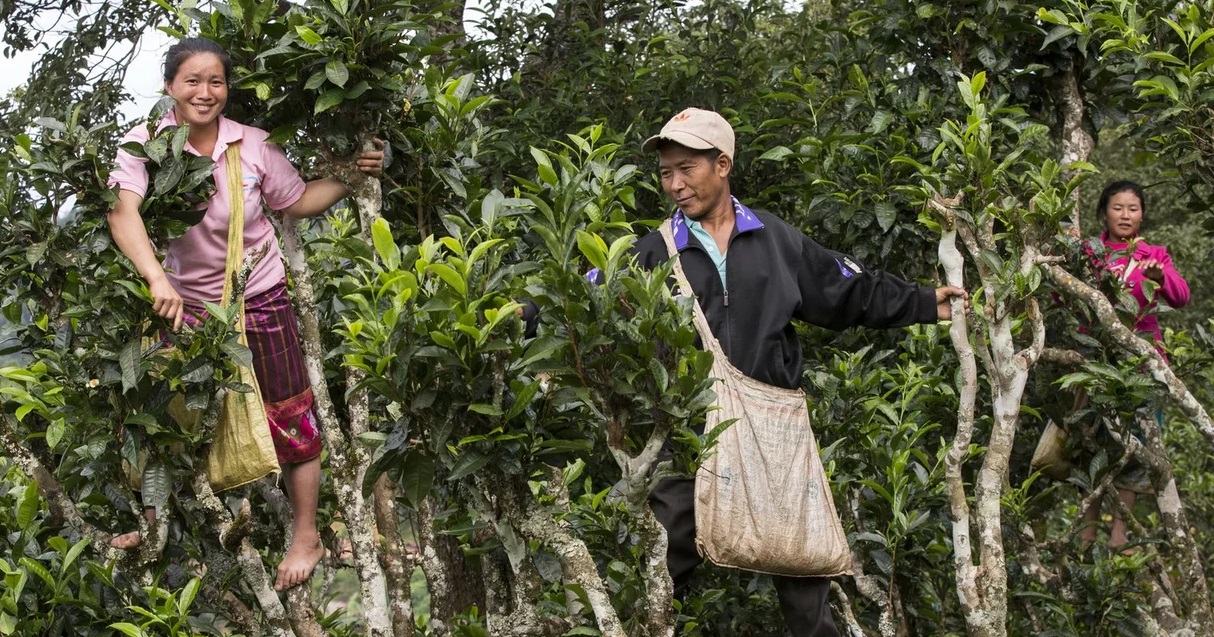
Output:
top-left (1093, 180), bottom-right (1190, 342)
top-left (1080, 179), bottom-right (1189, 551)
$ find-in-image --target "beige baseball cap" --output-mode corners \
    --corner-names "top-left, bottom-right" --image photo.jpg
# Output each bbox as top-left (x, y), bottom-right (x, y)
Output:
top-left (642, 107), bottom-right (735, 160)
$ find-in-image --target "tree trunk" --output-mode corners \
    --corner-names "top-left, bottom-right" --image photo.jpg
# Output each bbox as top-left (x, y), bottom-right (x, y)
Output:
top-left (1130, 408), bottom-right (1212, 628)
top-left (191, 470), bottom-right (302, 636)
top-left (418, 0), bottom-right (467, 69)
top-left (1057, 63), bottom-right (1093, 233)
top-left (934, 197), bottom-right (1046, 637)
top-left (520, 0), bottom-right (606, 92)
top-left (372, 476), bottom-right (416, 636)
top-left (935, 224), bottom-right (985, 631)
top-left (278, 215), bottom-right (393, 635)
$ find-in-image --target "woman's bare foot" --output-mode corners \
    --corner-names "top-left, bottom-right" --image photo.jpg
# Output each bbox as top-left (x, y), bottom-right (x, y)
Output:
top-left (110, 530), bottom-right (143, 550)
top-left (275, 535), bottom-right (324, 591)
top-left (112, 508), bottom-right (157, 549)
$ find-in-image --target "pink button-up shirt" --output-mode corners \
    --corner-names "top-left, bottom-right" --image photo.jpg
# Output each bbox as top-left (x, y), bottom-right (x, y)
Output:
top-left (109, 113), bottom-right (306, 302)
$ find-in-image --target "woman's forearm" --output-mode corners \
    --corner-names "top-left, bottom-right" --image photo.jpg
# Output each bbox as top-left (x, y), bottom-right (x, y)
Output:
top-left (280, 178), bottom-right (350, 219)
top-left (108, 190), bottom-right (169, 284)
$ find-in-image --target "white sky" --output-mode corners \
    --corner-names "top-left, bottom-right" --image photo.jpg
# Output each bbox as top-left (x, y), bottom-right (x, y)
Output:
top-left (0, 19), bottom-right (171, 122)
top-left (0, 2), bottom-right (497, 123)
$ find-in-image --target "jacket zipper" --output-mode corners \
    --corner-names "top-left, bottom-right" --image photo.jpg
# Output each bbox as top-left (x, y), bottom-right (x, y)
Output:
top-left (723, 286), bottom-right (732, 356)
top-left (721, 239), bottom-right (733, 355)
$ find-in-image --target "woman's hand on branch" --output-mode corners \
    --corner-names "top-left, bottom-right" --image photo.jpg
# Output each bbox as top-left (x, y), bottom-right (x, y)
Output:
top-left (355, 138), bottom-right (387, 176)
top-left (936, 285), bottom-right (969, 321)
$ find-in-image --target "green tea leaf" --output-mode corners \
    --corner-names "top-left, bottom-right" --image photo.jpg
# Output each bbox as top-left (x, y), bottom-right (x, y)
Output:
top-left (314, 89), bottom-right (345, 115)
top-left (372, 217), bottom-right (400, 269)
top-left (16, 483), bottom-right (40, 529)
top-left (399, 450), bottom-right (435, 508)
top-left (447, 451), bottom-right (492, 481)
top-left (45, 419), bottom-right (65, 450)
top-left (141, 463), bottom-right (172, 515)
top-left (325, 59), bottom-right (349, 88)
top-left (295, 26), bottom-right (322, 46)
top-left (120, 339), bottom-right (141, 392)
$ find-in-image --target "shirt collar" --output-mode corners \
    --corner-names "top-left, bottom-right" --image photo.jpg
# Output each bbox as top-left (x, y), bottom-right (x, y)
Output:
top-left (1100, 231), bottom-right (1142, 253)
top-left (158, 110), bottom-right (244, 158)
top-left (671, 197), bottom-right (763, 251)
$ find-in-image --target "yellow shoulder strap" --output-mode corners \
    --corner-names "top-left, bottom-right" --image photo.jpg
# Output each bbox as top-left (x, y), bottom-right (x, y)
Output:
top-left (221, 142), bottom-right (244, 308)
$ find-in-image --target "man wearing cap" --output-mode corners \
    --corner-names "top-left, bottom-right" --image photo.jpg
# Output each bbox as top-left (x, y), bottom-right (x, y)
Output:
top-left (635, 107), bottom-right (966, 636)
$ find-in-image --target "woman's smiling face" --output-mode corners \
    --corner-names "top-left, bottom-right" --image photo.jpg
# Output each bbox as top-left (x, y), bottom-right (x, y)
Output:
top-left (164, 52), bottom-right (228, 131)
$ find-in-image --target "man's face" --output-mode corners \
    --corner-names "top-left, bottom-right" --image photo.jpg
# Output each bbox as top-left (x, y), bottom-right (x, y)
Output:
top-left (658, 145), bottom-right (730, 220)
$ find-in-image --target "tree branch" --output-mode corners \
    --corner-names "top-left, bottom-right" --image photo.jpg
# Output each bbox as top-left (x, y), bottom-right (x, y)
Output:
top-left (277, 215), bottom-right (392, 635)
top-left (0, 412), bottom-right (112, 555)
top-left (1057, 63), bottom-right (1094, 234)
top-left (830, 582), bottom-right (866, 637)
top-left (514, 485), bottom-right (619, 637)
top-left (1040, 347), bottom-right (1086, 367)
top-left (1044, 264), bottom-right (1214, 445)
top-left (935, 223), bottom-right (982, 615)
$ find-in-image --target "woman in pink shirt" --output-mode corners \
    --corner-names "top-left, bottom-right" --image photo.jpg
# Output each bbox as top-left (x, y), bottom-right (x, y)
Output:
top-left (107, 37), bottom-right (383, 591)
top-left (1080, 179), bottom-right (1189, 551)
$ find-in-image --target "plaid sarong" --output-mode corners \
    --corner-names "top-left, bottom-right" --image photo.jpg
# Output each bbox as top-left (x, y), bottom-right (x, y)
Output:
top-left (185, 280), bottom-right (321, 465)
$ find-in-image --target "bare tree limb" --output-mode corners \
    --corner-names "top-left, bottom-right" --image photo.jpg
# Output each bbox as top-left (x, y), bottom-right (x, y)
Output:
top-left (190, 471), bottom-right (302, 636)
top-left (842, 491), bottom-right (896, 637)
top-left (514, 484), bottom-right (617, 637)
top-left (1044, 264), bottom-right (1214, 444)
top-left (1057, 63), bottom-right (1094, 234)
top-left (372, 475), bottom-right (416, 636)
top-left (1134, 410), bottom-right (1211, 626)
top-left (0, 412), bottom-right (113, 555)
top-left (934, 220), bottom-right (982, 617)
top-left (1040, 347), bottom-right (1086, 367)
top-left (278, 214), bottom-right (392, 635)
top-left (830, 582), bottom-right (866, 637)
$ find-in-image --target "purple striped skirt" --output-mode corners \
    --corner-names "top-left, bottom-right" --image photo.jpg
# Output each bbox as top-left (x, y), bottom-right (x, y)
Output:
top-left (184, 281), bottom-right (321, 465)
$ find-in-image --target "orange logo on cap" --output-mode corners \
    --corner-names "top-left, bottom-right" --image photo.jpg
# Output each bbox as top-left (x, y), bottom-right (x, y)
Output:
top-left (673, 112), bottom-right (692, 121)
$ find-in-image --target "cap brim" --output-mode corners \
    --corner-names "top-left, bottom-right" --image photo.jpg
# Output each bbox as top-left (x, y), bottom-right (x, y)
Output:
top-left (642, 131), bottom-right (718, 154)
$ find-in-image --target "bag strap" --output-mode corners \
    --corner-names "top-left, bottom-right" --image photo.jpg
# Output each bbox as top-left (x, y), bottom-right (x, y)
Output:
top-left (219, 143), bottom-right (249, 343)
top-left (1121, 258), bottom-right (1139, 282)
top-left (658, 220), bottom-right (727, 359)
top-left (220, 142), bottom-right (244, 307)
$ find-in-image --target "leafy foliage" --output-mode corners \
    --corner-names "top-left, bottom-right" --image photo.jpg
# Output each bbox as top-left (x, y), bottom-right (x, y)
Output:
top-left (4, 0), bottom-right (1214, 634)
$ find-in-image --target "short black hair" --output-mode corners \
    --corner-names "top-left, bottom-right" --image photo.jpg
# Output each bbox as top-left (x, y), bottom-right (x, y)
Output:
top-left (164, 37), bottom-right (232, 84)
top-left (1096, 180), bottom-right (1146, 219)
top-left (655, 138), bottom-right (723, 163)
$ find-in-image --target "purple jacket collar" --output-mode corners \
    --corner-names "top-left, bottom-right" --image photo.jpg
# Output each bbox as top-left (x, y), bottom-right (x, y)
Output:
top-left (670, 197), bottom-right (764, 251)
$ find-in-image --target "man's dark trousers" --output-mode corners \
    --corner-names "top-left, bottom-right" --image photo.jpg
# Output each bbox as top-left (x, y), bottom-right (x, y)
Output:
top-left (650, 477), bottom-right (841, 637)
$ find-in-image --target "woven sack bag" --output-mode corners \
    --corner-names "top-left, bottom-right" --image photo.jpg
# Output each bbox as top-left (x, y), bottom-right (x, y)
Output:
top-left (660, 222), bottom-right (851, 577)
top-left (185, 142), bottom-right (280, 491)
top-left (1030, 421), bottom-right (1070, 481)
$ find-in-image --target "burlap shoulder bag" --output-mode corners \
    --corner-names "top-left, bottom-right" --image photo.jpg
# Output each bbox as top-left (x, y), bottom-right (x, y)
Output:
top-left (1029, 420), bottom-right (1070, 480)
top-left (167, 142), bottom-right (280, 492)
top-left (659, 222), bottom-right (851, 577)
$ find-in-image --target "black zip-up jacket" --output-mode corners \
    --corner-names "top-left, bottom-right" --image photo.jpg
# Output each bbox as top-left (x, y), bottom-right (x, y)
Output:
top-left (634, 206), bottom-right (937, 390)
